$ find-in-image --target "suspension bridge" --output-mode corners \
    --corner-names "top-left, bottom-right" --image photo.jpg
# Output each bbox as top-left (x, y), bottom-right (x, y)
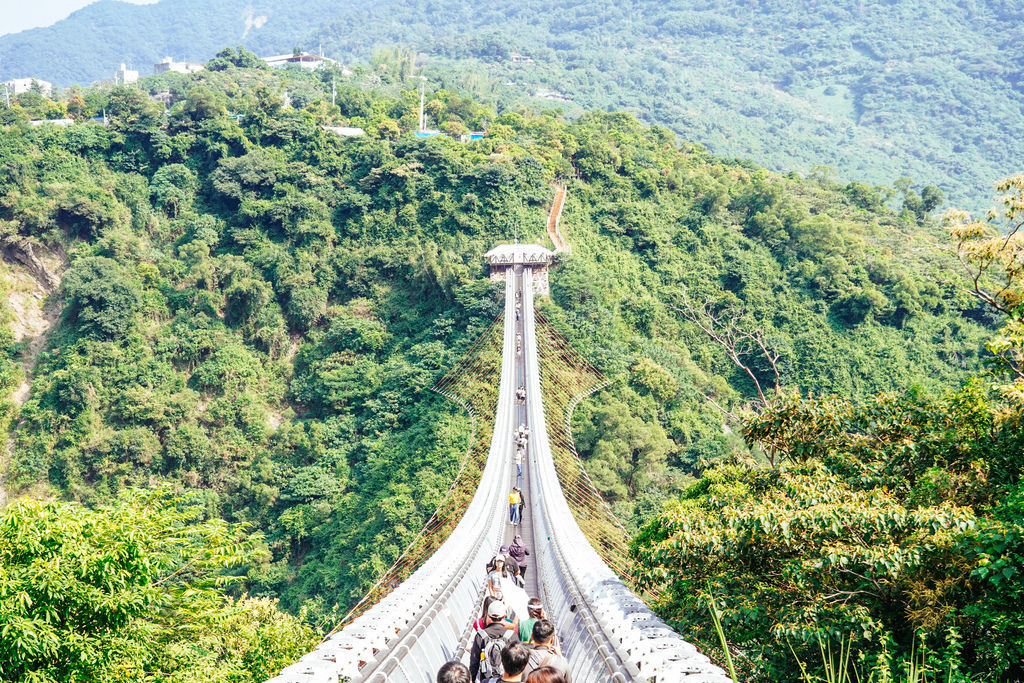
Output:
top-left (268, 241), bottom-right (731, 682)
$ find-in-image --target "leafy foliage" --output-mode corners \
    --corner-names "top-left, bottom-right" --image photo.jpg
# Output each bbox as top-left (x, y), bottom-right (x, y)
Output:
top-left (632, 179), bottom-right (1024, 680)
top-left (0, 489), bottom-right (317, 683)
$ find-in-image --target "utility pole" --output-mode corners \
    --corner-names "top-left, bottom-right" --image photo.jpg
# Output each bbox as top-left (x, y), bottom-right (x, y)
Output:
top-left (418, 78), bottom-right (425, 131)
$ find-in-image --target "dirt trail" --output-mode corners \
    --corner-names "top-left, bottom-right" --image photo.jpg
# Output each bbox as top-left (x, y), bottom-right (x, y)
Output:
top-left (1, 244), bottom-right (65, 508)
top-left (546, 185), bottom-right (568, 252)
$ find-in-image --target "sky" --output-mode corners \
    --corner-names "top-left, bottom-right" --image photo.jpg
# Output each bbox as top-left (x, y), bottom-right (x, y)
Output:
top-left (0, 0), bottom-right (159, 37)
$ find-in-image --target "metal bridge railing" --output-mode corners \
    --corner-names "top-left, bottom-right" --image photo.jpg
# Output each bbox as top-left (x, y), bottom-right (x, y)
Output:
top-left (267, 271), bottom-right (518, 683)
top-left (521, 268), bottom-right (733, 683)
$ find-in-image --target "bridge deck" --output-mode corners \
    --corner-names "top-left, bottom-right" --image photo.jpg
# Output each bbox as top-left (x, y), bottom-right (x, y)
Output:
top-left (505, 267), bottom-right (540, 598)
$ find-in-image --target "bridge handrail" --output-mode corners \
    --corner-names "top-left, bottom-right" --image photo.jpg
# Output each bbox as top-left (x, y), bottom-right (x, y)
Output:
top-left (267, 271), bottom-right (518, 683)
top-left (521, 269), bottom-right (733, 682)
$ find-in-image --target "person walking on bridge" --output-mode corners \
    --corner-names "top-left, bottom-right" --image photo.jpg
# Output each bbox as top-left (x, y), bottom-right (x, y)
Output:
top-left (518, 598), bottom-right (543, 643)
top-left (523, 620), bottom-right (572, 682)
top-left (437, 661), bottom-right (471, 683)
top-left (498, 641), bottom-right (531, 682)
top-left (508, 487), bottom-right (522, 526)
top-left (488, 557), bottom-right (506, 598)
top-left (508, 535), bottom-right (530, 580)
top-left (470, 600), bottom-right (518, 682)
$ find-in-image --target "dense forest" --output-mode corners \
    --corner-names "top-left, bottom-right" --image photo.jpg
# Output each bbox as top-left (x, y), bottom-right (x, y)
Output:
top-left (3, 0), bottom-right (1024, 209)
top-left (0, 50), bottom-right (1019, 681)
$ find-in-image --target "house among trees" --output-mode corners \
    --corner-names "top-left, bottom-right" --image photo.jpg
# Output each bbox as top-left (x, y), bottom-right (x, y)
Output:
top-left (534, 89), bottom-right (571, 102)
top-left (153, 57), bottom-right (205, 75)
top-left (509, 53), bottom-right (535, 64)
top-left (114, 63), bottom-right (138, 85)
top-left (262, 52), bottom-right (336, 70)
top-left (483, 243), bottom-right (557, 295)
top-left (322, 125), bottom-right (365, 137)
top-left (3, 78), bottom-right (52, 97)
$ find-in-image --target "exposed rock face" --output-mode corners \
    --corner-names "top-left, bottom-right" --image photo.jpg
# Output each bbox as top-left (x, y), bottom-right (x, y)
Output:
top-left (1, 238), bottom-right (66, 508)
top-left (2, 236), bottom-right (61, 294)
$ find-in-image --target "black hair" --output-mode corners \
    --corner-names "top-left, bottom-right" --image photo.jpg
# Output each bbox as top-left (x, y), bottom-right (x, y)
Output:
top-left (532, 618), bottom-right (555, 644)
top-left (527, 597), bottom-right (543, 617)
top-left (501, 641), bottom-right (531, 676)
top-left (436, 660), bottom-right (471, 683)
top-left (481, 595), bottom-right (497, 620)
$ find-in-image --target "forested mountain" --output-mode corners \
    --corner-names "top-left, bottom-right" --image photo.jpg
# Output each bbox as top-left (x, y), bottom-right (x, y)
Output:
top-left (0, 56), bottom-right (1019, 680)
top-left (3, 0), bottom-right (1024, 209)
top-left (0, 0), bottom-right (364, 84)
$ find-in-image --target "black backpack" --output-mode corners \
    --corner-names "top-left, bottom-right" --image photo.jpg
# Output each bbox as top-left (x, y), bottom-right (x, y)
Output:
top-left (476, 628), bottom-right (515, 682)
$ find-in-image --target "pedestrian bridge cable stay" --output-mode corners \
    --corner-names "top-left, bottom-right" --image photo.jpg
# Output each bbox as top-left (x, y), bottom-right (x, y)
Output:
top-left (267, 259), bottom-right (732, 683)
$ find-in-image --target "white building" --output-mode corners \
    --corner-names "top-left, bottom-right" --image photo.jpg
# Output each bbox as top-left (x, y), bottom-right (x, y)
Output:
top-left (323, 125), bottom-right (365, 137)
top-left (3, 78), bottom-right (52, 97)
top-left (534, 89), bottom-right (571, 102)
top-left (29, 118), bottom-right (74, 127)
top-left (114, 63), bottom-right (139, 85)
top-left (153, 57), bottom-right (205, 75)
top-left (262, 52), bottom-right (337, 70)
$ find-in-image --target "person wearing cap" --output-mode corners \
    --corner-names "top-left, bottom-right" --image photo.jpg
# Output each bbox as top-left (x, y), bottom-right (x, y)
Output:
top-left (469, 599), bottom-right (518, 681)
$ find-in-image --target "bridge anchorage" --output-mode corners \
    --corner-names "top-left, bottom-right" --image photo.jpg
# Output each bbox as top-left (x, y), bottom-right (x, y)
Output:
top-left (268, 248), bottom-right (732, 683)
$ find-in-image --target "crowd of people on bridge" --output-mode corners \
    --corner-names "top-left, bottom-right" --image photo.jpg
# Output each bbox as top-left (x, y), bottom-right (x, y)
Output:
top-left (435, 551), bottom-right (573, 683)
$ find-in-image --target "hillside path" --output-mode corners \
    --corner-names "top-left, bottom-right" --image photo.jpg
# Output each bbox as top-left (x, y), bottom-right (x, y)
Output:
top-left (546, 185), bottom-right (568, 253)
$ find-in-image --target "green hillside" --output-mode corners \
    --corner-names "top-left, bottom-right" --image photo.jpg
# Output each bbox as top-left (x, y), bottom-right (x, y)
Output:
top-left (2, 0), bottom-right (1023, 208)
top-left (0, 0), bottom-right (365, 84)
top-left (0, 59), bottom-right (1020, 680)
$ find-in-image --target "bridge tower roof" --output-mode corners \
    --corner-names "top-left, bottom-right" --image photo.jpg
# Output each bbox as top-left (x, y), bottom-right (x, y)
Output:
top-left (483, 243), bottom-right (556, 266)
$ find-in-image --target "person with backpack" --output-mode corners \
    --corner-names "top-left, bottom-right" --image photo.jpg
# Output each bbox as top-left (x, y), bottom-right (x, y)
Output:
top-left (470, 600), bottom-right (519, 682)
top-left (522, 620), bottom-right (572, 682)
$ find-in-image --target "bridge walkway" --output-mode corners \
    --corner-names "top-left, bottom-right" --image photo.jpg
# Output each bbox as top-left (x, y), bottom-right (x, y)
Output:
top-left (505, 266), bottom-right (539, 598)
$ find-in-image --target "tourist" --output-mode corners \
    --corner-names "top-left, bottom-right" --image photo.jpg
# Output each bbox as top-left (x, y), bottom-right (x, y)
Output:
top-left (518, 598), bottom-right (543, 643)
top-left (469, 600), bottom-right (518, 682)
top-left (525, 667), bottom-right (567, 683)
top-left (488, 557), bottom-right (505, 597)
top-left (509, 487), bottom-right (522, 525)
top-left (499, 641), bottom-right (531, 682)
top-left (508, 535), bottom-right (530, 580)
top-left (436, 660), bottom-right (471, 683)
top-left (523, 620), bottom-right (571, 682)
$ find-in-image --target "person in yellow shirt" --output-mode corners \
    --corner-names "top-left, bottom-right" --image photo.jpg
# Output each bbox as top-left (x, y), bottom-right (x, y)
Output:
top-left (509, 487), bottom-right (522, 525)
